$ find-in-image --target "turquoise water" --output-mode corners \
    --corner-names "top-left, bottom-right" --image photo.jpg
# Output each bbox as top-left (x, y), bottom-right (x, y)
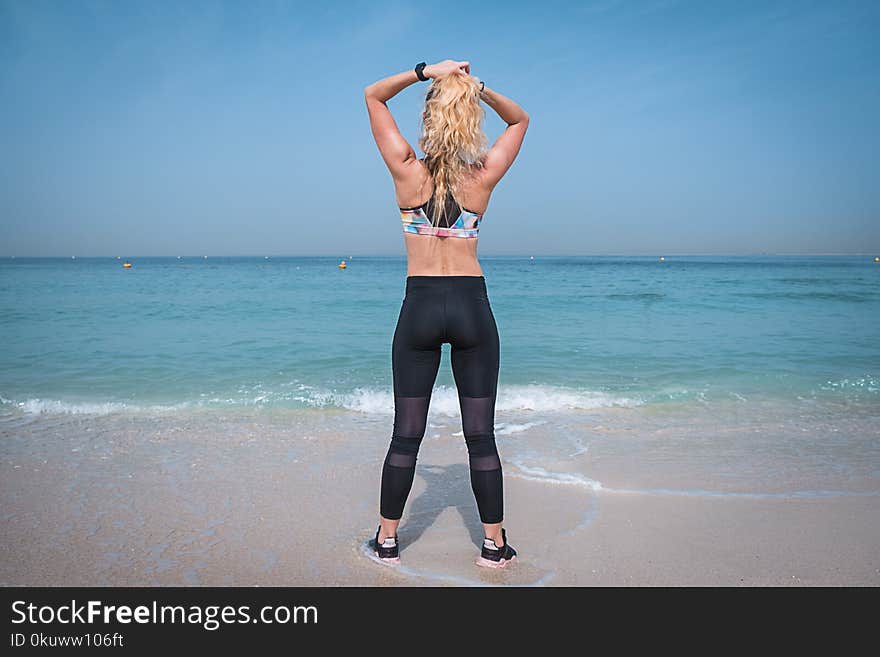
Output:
top-left (1, 255), bottom-right (878, 414)
top-left (2, 254), bottom-right (879, 497)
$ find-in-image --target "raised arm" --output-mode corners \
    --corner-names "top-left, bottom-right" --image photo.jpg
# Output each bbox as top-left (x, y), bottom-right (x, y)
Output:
top-left (364, 60), bottom-right (470, 180)
top-left (477, 83), bottom-right (530, 189)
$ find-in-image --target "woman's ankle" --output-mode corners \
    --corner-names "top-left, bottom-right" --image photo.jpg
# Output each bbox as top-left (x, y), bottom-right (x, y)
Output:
top-left (484, 524), bottom-right (504, 546)
top-left (378, 517), bottom-right (400, 543)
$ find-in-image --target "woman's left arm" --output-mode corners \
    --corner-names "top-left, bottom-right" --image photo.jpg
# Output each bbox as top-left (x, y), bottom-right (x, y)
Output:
top-left (364, 68), bottom-right (424, 103)
top-left (364, 69), bottom-right (424, 179)
top-left (364, 60), bottom-right (470, 180)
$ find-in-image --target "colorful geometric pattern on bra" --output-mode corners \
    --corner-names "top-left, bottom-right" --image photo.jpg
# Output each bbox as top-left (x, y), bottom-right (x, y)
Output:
top-left (399, 207), bottom-right (483, 238)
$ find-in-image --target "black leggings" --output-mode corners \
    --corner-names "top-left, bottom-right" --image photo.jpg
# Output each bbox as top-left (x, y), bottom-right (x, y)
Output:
top-left (380, 275), bottom-right (503, 525)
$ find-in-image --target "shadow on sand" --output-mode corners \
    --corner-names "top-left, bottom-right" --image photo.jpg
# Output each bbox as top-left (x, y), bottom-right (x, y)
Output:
top-left (396, 463), bottom-right (485, 554)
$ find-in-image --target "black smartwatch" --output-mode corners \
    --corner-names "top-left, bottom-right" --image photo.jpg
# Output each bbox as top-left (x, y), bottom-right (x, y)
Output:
top-left (414, 62), bottom-right (429, 81)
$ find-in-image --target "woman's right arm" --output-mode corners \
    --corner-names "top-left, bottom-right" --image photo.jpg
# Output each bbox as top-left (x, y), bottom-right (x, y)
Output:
top-left (478, 83), bottom-right (530, 188)
top-left (480, 84), bottom-right (529, 125)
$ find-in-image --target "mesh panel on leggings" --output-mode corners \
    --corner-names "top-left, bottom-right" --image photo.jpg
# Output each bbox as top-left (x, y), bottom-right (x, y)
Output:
top-left (459, 396), bottom-right (494, 437)
top-left (380, 396), bottom-right (430, 520)
top-left (392, 396), bottom-right (431, 440)
top-left (460, 396), bottom-right (499, 462)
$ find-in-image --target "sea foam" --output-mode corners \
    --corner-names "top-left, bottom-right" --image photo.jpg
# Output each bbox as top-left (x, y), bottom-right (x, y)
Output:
top-left (0, 395), bottom-right (192, 417)
top-left (326, 384), bottom-right (642, 416)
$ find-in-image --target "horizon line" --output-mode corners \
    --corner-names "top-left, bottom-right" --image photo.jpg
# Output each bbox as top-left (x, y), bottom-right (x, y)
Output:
top-left (2, 253), bottom-right (879, 259)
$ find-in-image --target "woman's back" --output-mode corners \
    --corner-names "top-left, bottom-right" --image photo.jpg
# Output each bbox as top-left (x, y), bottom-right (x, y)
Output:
top-left (365, 61), bottom-right (529, 276)
top-left (397, 157), bottom-right (492, 276)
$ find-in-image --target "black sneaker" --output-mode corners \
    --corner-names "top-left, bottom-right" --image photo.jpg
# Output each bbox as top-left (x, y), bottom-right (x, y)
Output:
top-left (476, 528), bottom-right (517, 568)
top-left (370, 526), bottom-right (400, 564)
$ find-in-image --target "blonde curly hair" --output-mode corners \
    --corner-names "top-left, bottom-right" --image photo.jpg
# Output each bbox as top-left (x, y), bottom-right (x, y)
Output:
top-left (416, 73), bottom-right (489, 225)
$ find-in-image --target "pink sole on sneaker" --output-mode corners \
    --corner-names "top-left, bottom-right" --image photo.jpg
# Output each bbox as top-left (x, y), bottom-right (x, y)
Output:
top-left (476, 555), bottom-right (516, 569)
top-left (375, 555), bottom-right (401, 565)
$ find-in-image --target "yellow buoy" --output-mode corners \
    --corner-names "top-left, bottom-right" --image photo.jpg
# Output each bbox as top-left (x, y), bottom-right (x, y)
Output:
top-left (123, 262), bottom-right (132, 268)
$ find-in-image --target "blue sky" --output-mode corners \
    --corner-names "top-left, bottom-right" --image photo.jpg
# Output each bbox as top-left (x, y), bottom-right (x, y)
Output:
top-left (1, 0), bottom-right (877, 256)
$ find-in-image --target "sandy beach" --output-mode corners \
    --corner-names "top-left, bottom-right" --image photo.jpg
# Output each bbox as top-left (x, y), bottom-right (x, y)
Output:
top-left (2, 408), bottom-right (877, 587)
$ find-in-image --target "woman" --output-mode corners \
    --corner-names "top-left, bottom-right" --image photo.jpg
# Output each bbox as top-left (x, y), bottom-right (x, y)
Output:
top-left (364, 59), bottom-right (529, 568)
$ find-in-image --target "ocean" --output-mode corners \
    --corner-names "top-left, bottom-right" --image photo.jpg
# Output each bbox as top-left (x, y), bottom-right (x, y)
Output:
top-left (2, 254), bottom-right (879, 496)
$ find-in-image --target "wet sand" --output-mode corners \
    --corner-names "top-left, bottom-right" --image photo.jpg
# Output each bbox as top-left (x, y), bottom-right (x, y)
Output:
top-left (1, 410), bottom-right (878, 586)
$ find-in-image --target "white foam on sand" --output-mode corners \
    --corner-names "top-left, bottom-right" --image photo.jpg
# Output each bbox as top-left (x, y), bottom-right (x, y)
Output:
top-left (508, 459), bottom-right (880, 500)
top-left (508, 460), bottom-right (605, 492)
top-left (495, 420), bottom-right (548, 435)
